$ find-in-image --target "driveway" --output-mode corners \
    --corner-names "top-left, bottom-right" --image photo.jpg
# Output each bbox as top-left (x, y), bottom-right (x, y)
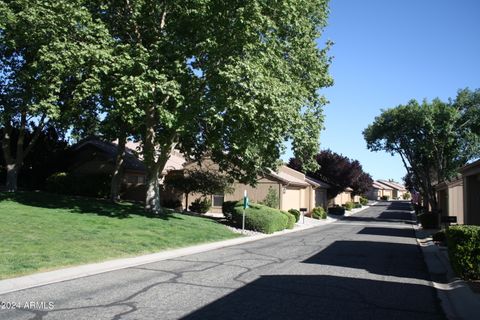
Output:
top-left (0, 201), bottom-right (445, 319)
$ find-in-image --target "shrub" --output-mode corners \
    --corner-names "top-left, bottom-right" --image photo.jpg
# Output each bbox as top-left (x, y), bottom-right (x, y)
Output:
top-left (288, 209), bottom-right (301, 222)
top-left (312, 207), bottom-right (326, 219)
top-left (328, 206), bottom-right (345, 215)
top-left (403, 192), bottom-right (411, 200)
top-left (260, 186), bottom-right (279, 209)
top-left (359, 197), bottom-right (368, 206)
top-left (161, 198), bottom-right (182, 210)
top-left (46, 172), bottom-right (111, 198)
top-left (344, 201), bottom-right (354, 211)
top-left (282, 211), bottom-right (295, 229)
top-left (354, 202), bottom-right (362, 208)
top-left (231, 202), bottom-right (288, 234)
top-left (380, 195), bottom-right (390, 201)
top-left (418, 212), bottom-right (439, 229)
top-left (222, 200), bottom-right (238, 220)
top-left (446, 226), bottom-right (480, 280)
top-left (189, 198), bottom-right (212, 213)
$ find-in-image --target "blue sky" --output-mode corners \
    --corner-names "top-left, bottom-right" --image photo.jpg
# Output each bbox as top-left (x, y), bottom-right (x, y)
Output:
top-left (282, 0), bottom-right (480, 183)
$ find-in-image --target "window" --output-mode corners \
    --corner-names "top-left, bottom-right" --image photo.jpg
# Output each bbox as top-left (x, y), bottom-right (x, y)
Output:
top-left (137, 176), bottom-right (146, 185)
top-left (126, 175), bottom-right (138, 184)
top-left (212, 194), bottom-right (224, 207)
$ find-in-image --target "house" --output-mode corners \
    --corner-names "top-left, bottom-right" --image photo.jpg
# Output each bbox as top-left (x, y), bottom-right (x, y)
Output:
top-left (377, 180), bottom-right (407, 199)
top-left (183, 161), bottom-right (331, 214)
top-left (69, 138), bottom-right (185, 201)
top-left (459, 159), bottom-right (480, 225)
top-left (367, 181), bottom-right (392, 200)
top-left (435, 176), bottom-right (464, 224)
top-left (333, 187), bottom-right (353, 206)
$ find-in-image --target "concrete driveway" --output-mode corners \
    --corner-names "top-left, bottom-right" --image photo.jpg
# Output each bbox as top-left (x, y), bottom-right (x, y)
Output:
top-left (0, 201), bottom-right (445, 319)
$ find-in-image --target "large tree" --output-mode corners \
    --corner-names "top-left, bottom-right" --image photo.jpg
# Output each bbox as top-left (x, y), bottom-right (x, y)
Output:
top-left (89, 0), bottom-right (333, 213)
top-left (0, 0), bottom-right (111, 191)
top-left (289, 150), bottom-right (373, 199)
top-left (363, 89), bottom-right (480, 213)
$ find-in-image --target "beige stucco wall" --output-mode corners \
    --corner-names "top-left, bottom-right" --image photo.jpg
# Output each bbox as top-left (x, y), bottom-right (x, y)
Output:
top-left (333, 191), bottom-right (352, 206)
top-left (282, 187), bottom-right (302, 211)
top-left (449, 184), bottom-right (464, 224)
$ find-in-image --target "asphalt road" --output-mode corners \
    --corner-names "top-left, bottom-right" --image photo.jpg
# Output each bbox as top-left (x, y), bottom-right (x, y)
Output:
top-left (0, 201), bottom-right (445, 320)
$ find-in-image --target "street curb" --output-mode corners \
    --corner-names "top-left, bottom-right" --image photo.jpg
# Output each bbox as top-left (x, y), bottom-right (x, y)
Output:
top-left (0, 215), bottom-right (331, 296)
top-left (413, 213), bottom-right (480, 320)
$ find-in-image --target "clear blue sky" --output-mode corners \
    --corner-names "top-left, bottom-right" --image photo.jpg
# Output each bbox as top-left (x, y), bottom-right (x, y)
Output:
top-left (281, 0), bottom-right (480, 183)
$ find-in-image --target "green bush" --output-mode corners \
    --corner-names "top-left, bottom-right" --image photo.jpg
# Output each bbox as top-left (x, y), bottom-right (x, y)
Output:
top-left (46, 172), bottom-right (111, 198)
top-left (312, 207), bottom-right (326, 219)
top-left (403, 192), bottom-right (411, 200)
top-left (359, 197), bottom-right (368, 206)
top-left (231, 202), bottom-right (288, 234)
top-left (282, 211), bottom-right (295, 229)
top-left (288, 209), bottom-right (301, 222)
top-left (189, 198), bottom-right (212, 213)
top-left (418, 212), bottom-right (439, 229)
top-left (446, 226), bottom-right (480, 280)
top-left (259, 186), bottom-right (279, 209)
top-left (161, 198), bottom-right (182, 210)
top-left (328, 206), bottom-right (345, 215)
top-left (354, 202), bottom-right (362, 208)
top-left (380, 195), bottom-right (390, 201)
top-left (344, 201), bottom-right (354, 211)
top-left (222, 200), bottom-right (238, 220)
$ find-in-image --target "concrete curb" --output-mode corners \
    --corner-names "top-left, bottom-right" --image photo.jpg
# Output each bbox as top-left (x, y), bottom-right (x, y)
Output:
top-left (0, 214), bottom-right (332, 296)
top-left (413, 214), bottom-right (480, 320)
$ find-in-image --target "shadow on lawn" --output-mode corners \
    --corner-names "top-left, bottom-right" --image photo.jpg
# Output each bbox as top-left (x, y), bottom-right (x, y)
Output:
top-left (0, 191), bottom-right (182, 220)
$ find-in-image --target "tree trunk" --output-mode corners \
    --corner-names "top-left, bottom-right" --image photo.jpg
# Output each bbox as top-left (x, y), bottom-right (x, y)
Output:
top-left (5, 164), bottom-right (18, 192)
top-left (110, 133), bottom-right (127, 202)
top-left (145, 162), bottom-right (162, 214)
top-left (185, 192), bottom-right (189, 211)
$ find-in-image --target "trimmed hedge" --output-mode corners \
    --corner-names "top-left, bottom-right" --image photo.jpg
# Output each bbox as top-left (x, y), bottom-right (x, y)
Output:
top-left (282, 211), bottom-right (296, 229)
top-left (222, 200), bottom-right (238, 220)
top-left (312, 207), bottom-right (327, 219)
top-left (288, 209), bottom-right (301, 222)
top-left (446, 226), bottom-right (480, 280)
top-left (354, 202), bottom-right (362, 209)
top-left (380, 195), bottom-right (390, 200)
top-left (328, 206), bottom-right (345, 215)
top-left (230, 202), bottom-right (288, 234)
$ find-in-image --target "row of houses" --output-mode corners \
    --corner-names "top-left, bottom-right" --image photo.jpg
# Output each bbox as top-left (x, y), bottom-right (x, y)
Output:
top-left (435, 160), bottom-right (480, 225)
top-left (366, 180), bottom-right (407, 200)
top-left (70, 138), bottom-right (361, 213)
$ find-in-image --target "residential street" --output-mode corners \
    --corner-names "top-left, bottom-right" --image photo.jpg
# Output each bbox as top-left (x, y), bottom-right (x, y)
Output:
top-left (0, 202), bottom-right (445, 320)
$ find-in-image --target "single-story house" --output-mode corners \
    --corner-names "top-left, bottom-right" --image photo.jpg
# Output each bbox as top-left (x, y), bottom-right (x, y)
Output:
top-left (69, 138), bottom-right (185, 201)
top-left (366, 181), bottom-right (392, 200)
top-left (184, 161), bottom-right (331, 214)
top-left (459, 159), bottom-right (480, 225)
top-left (376, 180), bottom-right (407, 199)
top-left (333, 187), bottom-right (353, 206)
top-left (435, 176), bottom-right (464, 224)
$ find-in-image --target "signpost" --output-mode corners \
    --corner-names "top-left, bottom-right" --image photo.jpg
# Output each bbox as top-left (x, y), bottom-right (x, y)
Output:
top-left (300, 208), bottom-right (307, 224)
top-left (242, 190), bottom-right (249, 234)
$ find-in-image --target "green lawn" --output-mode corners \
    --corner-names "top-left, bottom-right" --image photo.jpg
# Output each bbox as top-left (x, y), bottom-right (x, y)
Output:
top-left (0, 191), bottom-right (240, 279)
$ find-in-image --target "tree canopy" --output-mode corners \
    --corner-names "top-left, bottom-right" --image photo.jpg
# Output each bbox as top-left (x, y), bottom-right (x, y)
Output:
top-left (289, 149), bottom-right (373, 199)
top-left (363, 88), bottom-right (480, 212)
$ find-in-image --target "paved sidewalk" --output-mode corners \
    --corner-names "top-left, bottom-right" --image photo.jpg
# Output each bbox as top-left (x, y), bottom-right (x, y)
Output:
top-left (414, 221), bottom-right (480, 319)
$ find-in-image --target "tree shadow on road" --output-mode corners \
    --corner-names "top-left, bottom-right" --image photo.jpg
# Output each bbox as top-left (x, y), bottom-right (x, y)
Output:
top-left (181, 275), bottom-right (444, 320)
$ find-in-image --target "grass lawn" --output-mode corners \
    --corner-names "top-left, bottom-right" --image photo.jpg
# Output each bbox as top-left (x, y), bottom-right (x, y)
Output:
top-left (0, 191), bottom-right (240, 279)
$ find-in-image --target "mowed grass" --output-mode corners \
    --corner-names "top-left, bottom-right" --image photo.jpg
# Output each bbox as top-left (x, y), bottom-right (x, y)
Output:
top-left (0, 191), bottom-right (240, 279)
